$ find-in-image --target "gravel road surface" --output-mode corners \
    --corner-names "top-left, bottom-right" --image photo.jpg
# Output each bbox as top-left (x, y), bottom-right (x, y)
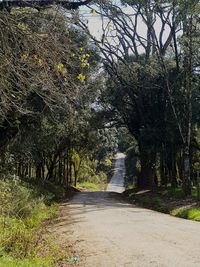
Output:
top-left (52, 153), bottom-right (200, 267)
top-left (106, 152), bottom-right (125, 193)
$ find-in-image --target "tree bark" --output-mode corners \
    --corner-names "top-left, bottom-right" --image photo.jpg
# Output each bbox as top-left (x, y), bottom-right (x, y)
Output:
top-left (69, 155), bottom-right (72, 185)
top-left (73, 163), bottom-right (77, 187)
top-left (182, 15), bottom-right (193, 196)
top-left (160, 146), bottom-right (168, 187)
top-left (183, 147), bottom-right (191, 195)
top-left (137, 141), bottom-right (156, 189)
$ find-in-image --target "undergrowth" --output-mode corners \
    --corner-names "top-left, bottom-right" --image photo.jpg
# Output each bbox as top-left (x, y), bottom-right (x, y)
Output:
top-left (77, 181), bottom-right (105, 191)
top-left (134, 194), bottom-right (168, 213)
top-left (124, 186), bottom-right (200, 222)
top-left (0, 178), bottom-right (65, 266)
top-left (171, 208), bottom-right (200, 221)
top-left (77, 156), bottom-right (114, 191)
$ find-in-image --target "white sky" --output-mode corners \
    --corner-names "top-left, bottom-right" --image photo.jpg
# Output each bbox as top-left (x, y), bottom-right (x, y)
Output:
top-left (78, 3), bottom-right (171, 54)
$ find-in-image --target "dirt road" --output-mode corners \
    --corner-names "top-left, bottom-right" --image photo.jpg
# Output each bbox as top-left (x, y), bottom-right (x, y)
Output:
top-left (106, 152), bottom-right (125, 193)
top-left (53, 153), bottom-right (200, 267)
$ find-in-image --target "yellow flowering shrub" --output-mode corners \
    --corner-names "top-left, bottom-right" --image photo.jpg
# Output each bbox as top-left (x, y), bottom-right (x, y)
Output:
top-left (55, 63), bottom-right (68, 76)
top-left (77, 73), bottom-right (86, 81)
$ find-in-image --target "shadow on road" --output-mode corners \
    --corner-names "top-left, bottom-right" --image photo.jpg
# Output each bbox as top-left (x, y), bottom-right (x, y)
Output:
top-left (51, 191), bottom-right (153, 238)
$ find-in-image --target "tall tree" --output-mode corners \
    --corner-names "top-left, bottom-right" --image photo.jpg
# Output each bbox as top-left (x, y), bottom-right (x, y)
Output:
top-left (78, 0), bottom-right (200, 193)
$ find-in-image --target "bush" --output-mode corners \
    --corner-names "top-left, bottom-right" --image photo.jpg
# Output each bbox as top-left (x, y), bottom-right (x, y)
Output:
top-left (171, 208), bottom-right (200, 221)
top-left (167, 187), bottom-right (185, 199)
top-left (0, 179), bottom-right (40, 218)
top-left (0, 216), bottom-right (34, 258)
top-left (0, 178), bottom-right (59, 262)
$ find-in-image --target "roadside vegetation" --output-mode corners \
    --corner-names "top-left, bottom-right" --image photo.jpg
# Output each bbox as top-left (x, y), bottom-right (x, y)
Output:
top-left (0, 0), bottom-right (200, 263)
top-left (123, 185), bottom-right (200, 214)
top-left (0, 153), bottom-right (115, 265)
top-left (123, 130), bottom-right (200, 221)
top-left (0, 179), bottom-right (64, 266)
top-left (76, 156), bottom-right (114, 191)
top-left (0, 6), bottom-right (117, 265)
top-left (123, 140), bottom-right (200, 221)
top-left (81, 0), bottom-right (200, 198)
top-left (171, 208), bottom-right (200, 221)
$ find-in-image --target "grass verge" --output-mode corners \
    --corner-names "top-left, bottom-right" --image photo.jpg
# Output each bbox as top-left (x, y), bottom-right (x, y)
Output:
top-left (171, 208), bottom-right (200, 221)
top-left (76, 181), bottom-right (105, 191)
top-left (76, 155), bottom-right (115, 192)
top-left (0, 179), bottom-right (70, 266)
top-left (123, 187), bottom-right (200, 222)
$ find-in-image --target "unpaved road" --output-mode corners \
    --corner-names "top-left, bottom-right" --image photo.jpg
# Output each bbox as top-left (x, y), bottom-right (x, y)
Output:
top-left (53, 153), bottom-right (200, 267)
top-left (106, 152), bottom-right (125, 193)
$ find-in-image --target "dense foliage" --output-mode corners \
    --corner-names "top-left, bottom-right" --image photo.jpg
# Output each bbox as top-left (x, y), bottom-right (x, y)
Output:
top-left (80, 0), bottom-right (200, 195)
top-left (0, 179), bottom-right (60, 266)
top-left (0, 7), bottom-right (116, 188)
top-left (0, 1), bottom-right (200, 263)
top-left (0, 6), bottom-right (117, 264)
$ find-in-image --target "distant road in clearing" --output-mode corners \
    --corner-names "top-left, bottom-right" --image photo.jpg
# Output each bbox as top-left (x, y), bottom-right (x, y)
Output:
top-left (52, 152), bottom-right (200, 267)
top-left (106, 152), bottom-right (125, 193)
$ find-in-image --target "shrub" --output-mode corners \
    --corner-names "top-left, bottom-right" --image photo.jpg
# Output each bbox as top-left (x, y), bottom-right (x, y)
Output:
top-left (171, 208), bottom-right (200, 221)
top-left (0, 178), bottom-right (59, 261)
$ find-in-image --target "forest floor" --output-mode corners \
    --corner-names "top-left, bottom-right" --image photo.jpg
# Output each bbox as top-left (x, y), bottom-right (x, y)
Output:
top-left (50, 153), bottom-right (200, 267)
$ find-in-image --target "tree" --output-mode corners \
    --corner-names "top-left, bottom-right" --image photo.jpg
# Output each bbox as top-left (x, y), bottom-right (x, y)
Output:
top-left (0, 6), bottom-right (107, 187)
top-left (78, 0), bottom-right (200, 193)
top-left (0, 8), bottom-right (91, 148)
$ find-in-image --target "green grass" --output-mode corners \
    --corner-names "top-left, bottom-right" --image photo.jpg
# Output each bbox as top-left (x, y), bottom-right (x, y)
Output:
top-left (0, 255), bottom-right (53, 267)
top-left (171, 208), bottom-right (200, 221)
top-left (167, 186), bottom-right (199, 199)
top-left (76, 155), bottom-right (114, 192)
top-left (0, 179), bottom-right (65, 266)
top-left (77, 181), bottom-right (105, 191)
top-left (124, 185), bottom-right (200, 222)
top-left (126, 184), bottom-right (135, 190)
top-left (192, 186), bottom-right (199, 199)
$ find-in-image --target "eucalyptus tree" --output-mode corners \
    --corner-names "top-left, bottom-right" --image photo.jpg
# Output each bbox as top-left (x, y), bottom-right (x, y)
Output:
top-left (78, 0), bottom-right (200, 193)
top-left (99, 56), bottom-right (174, 188)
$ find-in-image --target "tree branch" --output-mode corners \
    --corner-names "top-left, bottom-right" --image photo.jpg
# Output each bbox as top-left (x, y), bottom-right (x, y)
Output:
top-left (0, 0), bottom-right (92, 11)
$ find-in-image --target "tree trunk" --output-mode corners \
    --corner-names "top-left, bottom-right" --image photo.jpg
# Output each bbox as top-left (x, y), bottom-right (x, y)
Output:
top-left (63, 158), bottom-right (66, 186)
top-left (171, 148), bottom-right (177, 188)
top-left (160, 145), bottom-right (168, 187)
top-left (28, 163), bottom-right (32, 177)
top-left (73, 163), bottom-right (77, 187)
top-left (65, 151), bottom-right (69, 188)
top-left (182, 15), bottom-right (193, 196)
top-left (138, 141), bottom-right (156, 189)
top-left (36, 162), bottom-right (42, 179)
top-left (182, 146), bottom-right (191, 195)
top-left (69, 155), bottom-right (72, 185)
top-left (46, 163), bottom-right (53, 180)
top-left (58, 156), bottom-right (62, 184)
